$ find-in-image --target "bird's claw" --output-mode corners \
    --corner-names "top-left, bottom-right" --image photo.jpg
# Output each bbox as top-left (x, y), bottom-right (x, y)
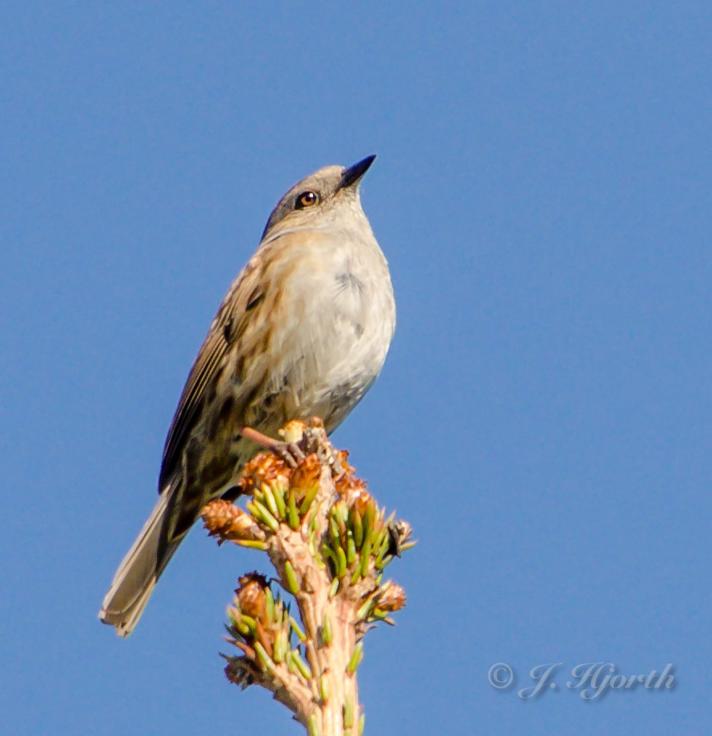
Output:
top-left (239, 425), bottom-right (307, 468)
top-left (272, 441), bottom-right (306, 469)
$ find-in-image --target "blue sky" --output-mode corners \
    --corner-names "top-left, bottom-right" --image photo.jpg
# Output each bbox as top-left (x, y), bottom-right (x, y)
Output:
top-left (2, 2), bottom-right (711, 734)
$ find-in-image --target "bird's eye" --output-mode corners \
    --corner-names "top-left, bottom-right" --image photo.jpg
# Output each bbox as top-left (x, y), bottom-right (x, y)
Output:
top-left (295, 191), bottom-right (319, 209)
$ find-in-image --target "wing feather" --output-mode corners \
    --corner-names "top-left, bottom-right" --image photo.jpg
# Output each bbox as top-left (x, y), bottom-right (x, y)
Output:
top-left (158, 260), bottom-right (263, 490)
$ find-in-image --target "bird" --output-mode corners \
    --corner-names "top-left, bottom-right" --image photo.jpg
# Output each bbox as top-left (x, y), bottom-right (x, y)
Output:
top-left (99, 155), bottom-right (396, 636)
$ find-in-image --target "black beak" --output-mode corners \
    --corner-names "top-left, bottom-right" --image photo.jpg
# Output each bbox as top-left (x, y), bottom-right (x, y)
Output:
top-left (340, 154), bottom-right (376, 189)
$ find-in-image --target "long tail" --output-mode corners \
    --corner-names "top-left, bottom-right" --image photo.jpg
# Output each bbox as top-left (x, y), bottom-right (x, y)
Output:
top-left (99, 489), bottom-right (180, 637)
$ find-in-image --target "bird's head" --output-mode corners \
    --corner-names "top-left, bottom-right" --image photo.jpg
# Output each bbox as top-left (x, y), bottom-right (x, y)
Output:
top-left (260, 155), bottom-right (376, 240)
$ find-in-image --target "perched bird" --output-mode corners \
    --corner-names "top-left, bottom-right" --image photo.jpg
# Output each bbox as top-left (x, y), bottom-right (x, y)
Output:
top-left (99, 156), bottom-right (395, 636)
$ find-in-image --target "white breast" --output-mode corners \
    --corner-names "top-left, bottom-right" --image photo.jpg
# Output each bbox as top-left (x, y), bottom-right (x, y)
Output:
top-left (267, 227), bottom-right (395, 429)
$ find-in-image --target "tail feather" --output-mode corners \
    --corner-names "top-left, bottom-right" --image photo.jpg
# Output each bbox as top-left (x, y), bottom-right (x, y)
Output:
top-left (99, 489), bottom-right (180, 637)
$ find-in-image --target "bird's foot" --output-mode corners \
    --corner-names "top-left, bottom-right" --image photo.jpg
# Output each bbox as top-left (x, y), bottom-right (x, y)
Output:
top-left (272, 441), bottom-right (306, 468)
top-left (239, 425), bottom-right (306, 468)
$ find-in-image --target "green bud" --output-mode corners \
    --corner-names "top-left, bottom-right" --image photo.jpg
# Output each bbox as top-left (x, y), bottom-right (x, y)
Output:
top-left (329, 516), bottom-right (341, 548)
top-left (343, 698), bottom-right (355, 729)
top-left (234, 620), bottom-right (250, 637)
top-left (234, 539), bottom-right (269, 551)
top-left (261, 483), bottom-right (279, 519)
top-left (373, 531), bottom-right (390, 569)
top-left (307, 713), bottom-right (320, 736)
top-left (346, 533), bottom-right (357, 565)
top-left (299, 483), bottom-right (319, 515)
top-left (320, 614), bottom-right (332, 646)
top-left (359, 536), bottom-right (373, 579)
top-left (346, 642), bottom-right (363, 675)
top-left (264, 585), bottom-right (275, 622)
top-left (350, 507), bottom-right (364, 549)
top-left (237, 613), bottom-right (257, 633)
top-left (377, 528), bottom-right (390, 557)
top-left (256, 499), bottom-right (280, 532)
top-left (247, 500), bottom-right (279, 532)
top-left (290, 649), bottom-right (312, 681)
top-left (362, 502), bottom-right (375, 544)
top-left (272, 629), bottom-right (287, 664)
top-left (321, 544), bottom-right (337, 577)
top-left (287, 491), bottom-right (300, 530)
top-left (283, 560), bottom-right (300, 595)
top-left (254, 642), bottom-right (274, 673)
top-left (356, 596), bottom-right (374, 621)
top-left (274, 599), bottom-right (285, 626)
top-left (333, 500), bottom-right (347, 525)
top-left (227, 608), bottom-right (251, 637)
top-left (272, 481), bottom-right (287, 519)
top-left (289, 615), bottom-right (306, 642)
top-left (336, 544), bottom-right (347, 578)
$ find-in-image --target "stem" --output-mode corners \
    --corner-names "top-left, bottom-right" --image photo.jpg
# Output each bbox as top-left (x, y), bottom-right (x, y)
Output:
top-left (203, 420), bottom-right (411, 735)
top-left (268, 461), bottom-right (361, 734)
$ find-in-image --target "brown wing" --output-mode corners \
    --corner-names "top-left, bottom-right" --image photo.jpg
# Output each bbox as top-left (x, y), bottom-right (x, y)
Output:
top-left (158, 260), bottom-right (263, 491)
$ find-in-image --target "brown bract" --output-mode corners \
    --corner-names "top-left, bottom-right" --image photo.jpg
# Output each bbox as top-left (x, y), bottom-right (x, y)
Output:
top-left (375, 581), bottom-right (407, 612)
top-left (290, 453), bottom-right (322, 495)
top-left (236, 572), bottom-right (269, 619)
top-left (238, 452), bottom-right (291, 496)
top-left (201, 499), bottom-right (264, 542)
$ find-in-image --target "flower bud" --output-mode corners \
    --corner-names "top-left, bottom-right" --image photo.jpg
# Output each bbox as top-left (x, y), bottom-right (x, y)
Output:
top-left (238, 453), bottom-right (291, 496)
top-left (236, 572), bottom-right (269, 619)
top-left (202, 499), bottom-right (264, 542)
top-left (376, 581), bottom-right (407, 612)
